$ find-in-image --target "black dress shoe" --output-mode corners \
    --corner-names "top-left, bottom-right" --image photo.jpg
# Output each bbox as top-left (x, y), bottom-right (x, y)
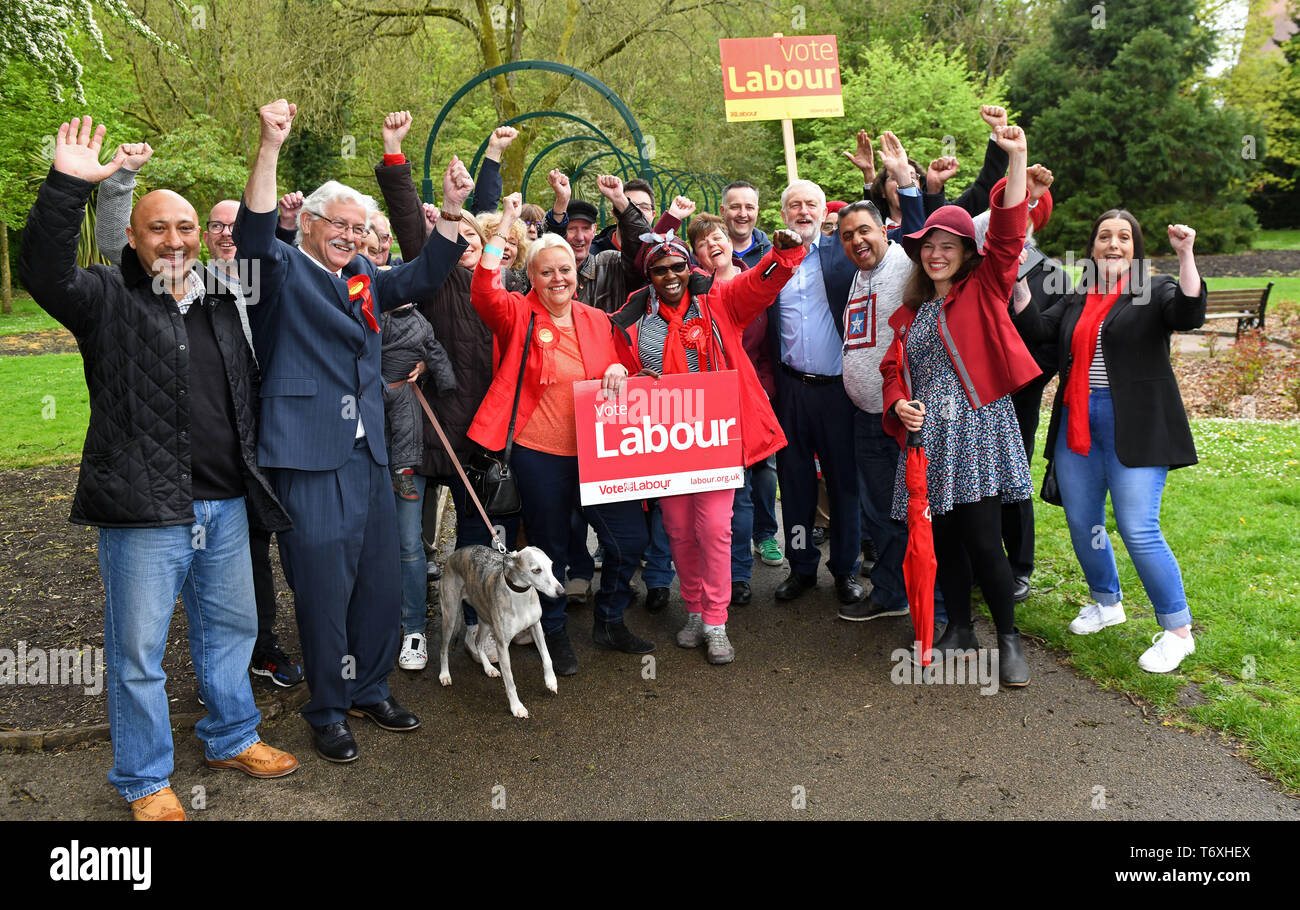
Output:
top-left (347, 696), bottom-right (420, 732)
top-left (544, 628), bottom-right (579, 676)
top-left (311, 720), bottom-right (359, 763)
top-left (644, 586), bottom-right (670, 614)
top-left (731, 580), bottom-right (751, 605)
top-left (774, 572), bottom-right (817, 601)
top-left (834, 574), bottom-right (865, 605)
top-left (933, 621), bottom-right (980, 657)
top-left (839, 597), bottom-right (909, 622)
top-left (997, 628), bottom-right (1030, 686)
top-left (1012, 575), bottom-right (1031, 603)
top-left (811, 526), bottom-right (828, 547)
top-left (593, 619), bottom-right (656, 654)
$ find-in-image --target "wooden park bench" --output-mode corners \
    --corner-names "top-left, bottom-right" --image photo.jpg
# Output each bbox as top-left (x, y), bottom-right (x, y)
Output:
top-left (1194, 283), bottom-right (1273, 338)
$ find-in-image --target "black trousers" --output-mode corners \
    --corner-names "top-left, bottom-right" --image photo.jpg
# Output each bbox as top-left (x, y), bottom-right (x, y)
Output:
top-left (933, 495), bottom-right (1016, 635)
top-left (248, 525), bottom-right (279, 654)
top-left (1001, 375), bottom-right (1050, 578)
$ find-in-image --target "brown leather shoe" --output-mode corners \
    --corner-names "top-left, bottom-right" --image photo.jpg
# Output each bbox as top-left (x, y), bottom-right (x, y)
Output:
top-left (205, 741), bottom-right (299, 779)
top-left (131, 787), bottom-right (186, 821)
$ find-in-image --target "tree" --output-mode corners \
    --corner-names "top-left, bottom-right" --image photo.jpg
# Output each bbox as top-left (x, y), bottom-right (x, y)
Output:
top-left (1006, 0), bottom-right (1260, 253)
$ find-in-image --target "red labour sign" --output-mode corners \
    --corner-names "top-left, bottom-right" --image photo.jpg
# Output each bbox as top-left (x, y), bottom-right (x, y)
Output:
top-left (574, 371), bottom-right (745, 505)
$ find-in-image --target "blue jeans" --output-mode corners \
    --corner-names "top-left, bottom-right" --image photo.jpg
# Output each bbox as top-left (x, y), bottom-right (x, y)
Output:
top-left (731, 469), bottom-right (755, 583)
top-left (642, 501), bottom-right (675, 589)
top-left (100, 498), bottom-right (262, 802)
top-left (1054, 389), bottom-right (1192, 630)
top-left (853, 409), bottom-right (908, 611)
top-left (750, 455), bottom-right (779, 543)
top-left (511, 445), bottom-right (648, 633)
top-left (396, 473), bottom-right (429, 635)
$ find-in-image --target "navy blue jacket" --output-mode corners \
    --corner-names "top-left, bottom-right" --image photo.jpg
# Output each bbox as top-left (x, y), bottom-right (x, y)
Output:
top-left (233, 203), bottom-right (467, 471)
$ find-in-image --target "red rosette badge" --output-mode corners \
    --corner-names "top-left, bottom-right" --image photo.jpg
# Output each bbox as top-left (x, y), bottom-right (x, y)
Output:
top-left (680, 318), bottom-right (708, 350)
top-left (347, 273), bottom-right (380, 333)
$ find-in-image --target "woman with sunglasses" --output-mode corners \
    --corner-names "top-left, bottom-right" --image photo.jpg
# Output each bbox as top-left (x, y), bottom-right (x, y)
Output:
top-left (610, 220), bottom-right (805, 663)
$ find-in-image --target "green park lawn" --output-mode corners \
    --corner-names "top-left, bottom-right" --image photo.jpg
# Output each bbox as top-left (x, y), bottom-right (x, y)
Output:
top-left (0, 293), bottom-right (62, 335)
top-left (1252, 229), bottom-right (1300, 251)
top-left (0, 353), bottom-right (88, 468)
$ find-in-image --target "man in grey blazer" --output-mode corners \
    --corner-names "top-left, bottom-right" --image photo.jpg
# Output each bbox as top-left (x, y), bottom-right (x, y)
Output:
top-left (234, 98), bottom-right (472, 762)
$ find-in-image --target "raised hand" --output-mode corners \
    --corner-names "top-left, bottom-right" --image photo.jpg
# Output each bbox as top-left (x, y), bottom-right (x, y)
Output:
top-left (878, 131), bottom-right (913, 185)
top-left (383, 110), bottom-right (413, 155)
top-left (771, 228), bottom-right (803, 250)
top-left (980, 105), bottom-right (1008, 132)
top-left (486, 126), bottom-right (519, 159)
top-left (596, 174), bottom-right (624, 201)
top-left (1167, 223), bottom-right (1196, 257)
top-left (668, 195), bottom-right (695, 220)
top-left (259, 99), bottom-right (296, 149)
top-left (116, 142), bottom-right (154, 172)
top-left (993, 124), bottom-right (1027, 156)
top-left (844, 130), bottom-right (876, 182)
top-left (52, 117), bottom-right (127, 184)
top-left (422, 202), bottom-right (439, 236)
top-left (501, 192), bottom-right (523, 223)
top-left (926, 156), bottom-right (959, 194)
top-left (1026, 164), bottom-right (1054, 202)
top-left (547, 169), bottom-right (571, 210)
top-left (278, 190), bottom-right (304, 230)
top-left (442, 156), bottom-right (474, 213)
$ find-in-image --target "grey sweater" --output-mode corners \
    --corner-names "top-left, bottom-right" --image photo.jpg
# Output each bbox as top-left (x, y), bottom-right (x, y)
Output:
top-left (840, 241), bottom-right (914, 414)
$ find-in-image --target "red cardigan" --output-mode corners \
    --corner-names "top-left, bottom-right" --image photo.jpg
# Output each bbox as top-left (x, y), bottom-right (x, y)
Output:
top-left (467, 264), bottom-right (630, 452)
top-left (611, 244), bottom-right (804, 467)
top-left (881, 179), bottom-right (1042, 446)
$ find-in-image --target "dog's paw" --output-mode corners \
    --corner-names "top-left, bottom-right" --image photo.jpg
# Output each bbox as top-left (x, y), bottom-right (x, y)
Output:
top-left (545, 675), bottom-right (558, 694)
top-left (511, 703), bottom-right (529, 719)
top-left (438, 672), bottom-right (452, 686)
top-left (484, 665), bottom-right (501, 678)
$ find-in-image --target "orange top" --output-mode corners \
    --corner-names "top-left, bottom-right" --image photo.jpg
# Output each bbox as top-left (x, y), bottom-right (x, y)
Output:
top-left (514, 325), bottom-right (584, 456)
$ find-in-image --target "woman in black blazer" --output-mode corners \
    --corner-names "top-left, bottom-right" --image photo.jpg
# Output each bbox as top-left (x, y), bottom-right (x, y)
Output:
top-left (1016, 210), bottom-right (1205, 673)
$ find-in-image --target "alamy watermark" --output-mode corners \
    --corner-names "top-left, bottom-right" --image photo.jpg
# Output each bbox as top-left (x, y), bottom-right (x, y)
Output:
top-left (0, 641), bottom-right (105, 695)
top-left (890, 644), bottom-right (999, 695)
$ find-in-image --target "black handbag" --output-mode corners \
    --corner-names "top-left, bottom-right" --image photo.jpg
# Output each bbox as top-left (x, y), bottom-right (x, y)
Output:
top-left (464, 314), bottom-right (534, 518)
top-left (1040, 458), bottom-right (1062, 507)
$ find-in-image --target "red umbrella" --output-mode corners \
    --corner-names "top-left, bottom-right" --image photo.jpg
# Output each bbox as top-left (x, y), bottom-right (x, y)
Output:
top-left (902, 403), bottom-right (938, 666)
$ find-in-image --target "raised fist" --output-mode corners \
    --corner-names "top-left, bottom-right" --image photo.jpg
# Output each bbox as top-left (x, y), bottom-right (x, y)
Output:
top-left (442, 155), bottom-right (474, 212)
top-left (926, 156), bottom-right (959, 193)
top-left (980, 105), bottom-right (1008, 131)
top-left (486, 126), bottom-right (519, 157)
top-left (547, 169), bottom-right (571, 207)
top-left (771, 228), bottom-right (803, 250)
top-left (259, 99), bottom-right (296, 148)
top-left (596, 174), bottom-right (624, 201)
top-left (668, 195), bottom-right (695, 220)
top-left (1167, 223), bottom-right (1196, 257)
top-left (993, 124), bottom-right (1026, 156)
top-left (278, 190), bottom-right (304, 230)
top-left (383, 110), bottom-right (413, 154)
top-left (1026, 164), bottom-right (1054, 202)
top-left (116, 142), bottom-right (154, 172)
top-left (51, 117), bottom-right (126, 184)
top-left (501, 192), bottom-right (523, 221)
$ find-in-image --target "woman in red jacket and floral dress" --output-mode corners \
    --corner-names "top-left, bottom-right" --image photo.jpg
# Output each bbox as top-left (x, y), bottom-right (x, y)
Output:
top-left (880, 125), bottom-right (1040, 687)
top-left (610, 225), bottom-right (805, 663)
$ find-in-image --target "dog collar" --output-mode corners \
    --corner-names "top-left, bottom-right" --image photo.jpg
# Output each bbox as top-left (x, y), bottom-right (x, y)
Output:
top-left (504, 575), bottom-right (530, 594)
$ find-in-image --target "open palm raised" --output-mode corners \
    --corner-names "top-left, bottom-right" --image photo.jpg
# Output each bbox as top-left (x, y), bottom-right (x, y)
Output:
top-left (52, 117), bottom-right (127, 184)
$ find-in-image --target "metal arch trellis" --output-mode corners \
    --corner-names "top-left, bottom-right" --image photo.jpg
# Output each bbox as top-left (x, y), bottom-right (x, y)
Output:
top-left (421, 60), bottom-right (654, 203)
top-left (465, 110), bottom-right (639, 196)
top-left (518, 135), bottom-right (629, 204)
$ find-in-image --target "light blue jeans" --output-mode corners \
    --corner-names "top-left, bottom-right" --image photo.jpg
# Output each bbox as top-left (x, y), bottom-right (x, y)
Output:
top-left (100, 498), bottom-right (262, 802)
top-left (395, 473), bottom-right (429, 635)
top-left (1054, 389), bottom-right (1192, 630)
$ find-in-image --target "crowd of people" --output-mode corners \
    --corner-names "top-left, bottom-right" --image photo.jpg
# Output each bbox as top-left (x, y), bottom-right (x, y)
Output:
top-left (19, 97), bottom-right (1207, 821)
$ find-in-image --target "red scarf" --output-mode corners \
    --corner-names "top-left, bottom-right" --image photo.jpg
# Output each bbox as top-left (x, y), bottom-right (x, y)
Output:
top-left (657, 298), bottom-right (693, 374)
top-left (1064, 272), bottom-right (1128, 456)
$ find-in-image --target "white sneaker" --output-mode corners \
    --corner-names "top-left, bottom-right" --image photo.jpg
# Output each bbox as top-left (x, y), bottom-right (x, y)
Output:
top-left (1138, 630), bottom-right (1195, 673)
top-left (1068, 602), bottom-right (1126, 635)
top-left (398, 633), bottom-right (428, 670)
top-left (466, 624), bottom-right (500, 664)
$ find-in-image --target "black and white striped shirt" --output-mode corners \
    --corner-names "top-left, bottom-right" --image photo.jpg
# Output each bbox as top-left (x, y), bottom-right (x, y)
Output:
top-left (638, 298), bottom-right (702, 373)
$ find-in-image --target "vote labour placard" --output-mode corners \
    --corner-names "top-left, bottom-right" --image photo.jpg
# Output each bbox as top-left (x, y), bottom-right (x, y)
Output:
top-left (719, 35), bottom-right (844, 122)
top-left (574, 371), bottom-right (745, 506)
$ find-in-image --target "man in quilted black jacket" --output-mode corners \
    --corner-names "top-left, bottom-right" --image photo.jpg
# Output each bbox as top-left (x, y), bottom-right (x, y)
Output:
top-left (19, 117), bottom-right (299, 821)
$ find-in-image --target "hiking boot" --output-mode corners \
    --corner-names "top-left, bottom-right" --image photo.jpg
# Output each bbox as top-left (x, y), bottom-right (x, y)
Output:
top-left (676, 613), bottom-right (704, 648)
top-left (703, 625), bottom-right (735, 665)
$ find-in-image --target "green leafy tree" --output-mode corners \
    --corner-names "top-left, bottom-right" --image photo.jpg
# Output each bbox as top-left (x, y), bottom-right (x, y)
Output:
top-left (1007, 0), bottom-right (1260, 253)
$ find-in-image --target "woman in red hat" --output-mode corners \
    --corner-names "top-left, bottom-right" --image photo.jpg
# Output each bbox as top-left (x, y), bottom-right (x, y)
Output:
top-left (880, 124), bottom-right (1040, 687)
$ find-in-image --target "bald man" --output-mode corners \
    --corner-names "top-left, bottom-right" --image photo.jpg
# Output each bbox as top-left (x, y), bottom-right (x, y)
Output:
top-left (20, 117), bottom-right (298, 821)
top-left (96, 162), bottom-right (306, 691)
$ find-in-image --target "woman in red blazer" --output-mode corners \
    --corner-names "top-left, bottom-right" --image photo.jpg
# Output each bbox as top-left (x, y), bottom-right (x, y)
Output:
top-left (469, 194), bottom-right (649, 677)
top-left (609, 224), bottom-right (804, 664)
top-left (879, 125), bottom-right (1040, 687)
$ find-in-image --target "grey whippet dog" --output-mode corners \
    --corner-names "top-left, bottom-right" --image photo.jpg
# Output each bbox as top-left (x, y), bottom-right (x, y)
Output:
top-left (439, 545), bottom-right (564, 718)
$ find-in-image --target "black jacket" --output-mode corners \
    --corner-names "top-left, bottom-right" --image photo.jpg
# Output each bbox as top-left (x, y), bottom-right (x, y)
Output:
top-left (1015, 271), bottom-right (1207, 469)
top-left (18, 168), bottom-right (290, 530)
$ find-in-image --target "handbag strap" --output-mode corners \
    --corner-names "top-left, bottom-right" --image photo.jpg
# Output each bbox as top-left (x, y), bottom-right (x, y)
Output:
top-left (502, 312), bottom-right (534, 465)
top-left (411, 383), bottom-right (507, 553)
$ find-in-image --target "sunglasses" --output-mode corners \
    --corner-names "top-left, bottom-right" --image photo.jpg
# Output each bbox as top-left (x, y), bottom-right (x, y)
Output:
top-left (648, 262), bottom-right (690, 279)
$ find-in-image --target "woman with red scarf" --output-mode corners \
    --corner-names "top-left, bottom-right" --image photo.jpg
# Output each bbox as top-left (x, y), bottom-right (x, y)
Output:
top-left (611, 225), bottom-right (805, 664)
top-left (1014, 212), bottom-right (1205, 673)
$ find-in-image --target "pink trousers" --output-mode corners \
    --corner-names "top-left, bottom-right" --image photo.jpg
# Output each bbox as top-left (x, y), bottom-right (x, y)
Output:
top-left (658, 488), bottom-right (735, 626)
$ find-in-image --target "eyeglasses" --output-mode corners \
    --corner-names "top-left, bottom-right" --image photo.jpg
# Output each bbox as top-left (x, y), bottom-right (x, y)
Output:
top-left (649, 262), bottom-right (690, 278)
top-left (524, 220), bottom-right (543, 229)
top-left (205, 221), bottom-right (234, 234)
top-left (371, 230), bottom-right (392, 244)
top-left (307, 211), bottom-right (369, 238)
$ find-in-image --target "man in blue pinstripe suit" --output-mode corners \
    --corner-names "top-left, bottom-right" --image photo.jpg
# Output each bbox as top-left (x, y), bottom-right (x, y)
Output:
top-left (234, 99), bottom-right (471, 762)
